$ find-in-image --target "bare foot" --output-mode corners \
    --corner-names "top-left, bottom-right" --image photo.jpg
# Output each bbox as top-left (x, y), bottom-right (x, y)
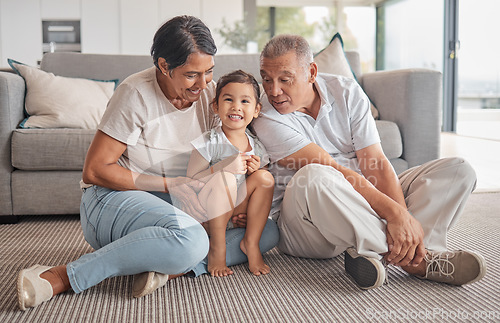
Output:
top-left (240, 239), bottom-right (270, 276)
top-left (207, 246), bottom-right (233, 277)
top-left (39, 265), bottom-right (70, 296)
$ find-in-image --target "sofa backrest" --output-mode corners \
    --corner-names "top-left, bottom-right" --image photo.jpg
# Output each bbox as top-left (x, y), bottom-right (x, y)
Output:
top-left (40, 51), bottom-right (361, 85)
top-left (40, 52), bottom-right (153, 84)
top-left (214, 54), bottom-right (260, 81)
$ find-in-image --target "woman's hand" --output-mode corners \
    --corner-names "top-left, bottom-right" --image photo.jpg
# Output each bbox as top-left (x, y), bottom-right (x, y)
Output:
top-left (230, 213), bottom-right (247, 228)
top-left (223, 153), bottom-right (250, 175)
top-left (246, 155), bottom-right (261, 175)
top-left (383, 210), bottom-right (426, 267)
top-left (166, 177), bottom-right (207, 223)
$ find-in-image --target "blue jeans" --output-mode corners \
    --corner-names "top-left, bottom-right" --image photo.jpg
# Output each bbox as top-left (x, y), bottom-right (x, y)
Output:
top-left (68, 186), bottom-right (279, 294)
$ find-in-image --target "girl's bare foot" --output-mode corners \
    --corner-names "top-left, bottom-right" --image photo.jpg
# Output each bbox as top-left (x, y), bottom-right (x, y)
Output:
top-left (207, 246), bottom-right (233, 277)
top-left (240, 239), bottom-right (270, 276)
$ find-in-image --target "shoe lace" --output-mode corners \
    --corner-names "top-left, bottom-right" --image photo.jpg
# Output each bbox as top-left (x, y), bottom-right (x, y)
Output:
top-left (425, 252), bottom-right (455, 278)
top-left (381, 258), bottom-right (389, 285)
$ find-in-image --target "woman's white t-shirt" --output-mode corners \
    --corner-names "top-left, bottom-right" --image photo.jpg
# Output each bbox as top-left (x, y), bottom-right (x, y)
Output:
top-left (98, 66), bottom-right (219, 177)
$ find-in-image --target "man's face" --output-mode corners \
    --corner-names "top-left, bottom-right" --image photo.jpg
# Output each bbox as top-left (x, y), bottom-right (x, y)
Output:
top-left (260, 51), bottom-right (314, 114)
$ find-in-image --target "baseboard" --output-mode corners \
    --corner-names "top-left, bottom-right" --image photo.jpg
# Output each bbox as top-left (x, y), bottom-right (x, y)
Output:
top-left (0, 215), bottom-right (19, 224)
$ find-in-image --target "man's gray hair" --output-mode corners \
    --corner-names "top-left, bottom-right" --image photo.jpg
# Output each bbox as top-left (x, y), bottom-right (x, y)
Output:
top-left (261, 34), bottom-right (313, 68)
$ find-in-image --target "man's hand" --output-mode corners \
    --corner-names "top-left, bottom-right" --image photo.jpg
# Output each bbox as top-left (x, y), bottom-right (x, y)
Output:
top-left (166, 177), bottom-right (207, 223)
top-left (383, 210), bottom-right (426, 267)
top-left (246, 155), bottom-right (261, 175)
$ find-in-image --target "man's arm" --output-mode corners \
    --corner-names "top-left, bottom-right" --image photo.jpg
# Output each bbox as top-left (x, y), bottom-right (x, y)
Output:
top-left (278, 142), bottom-right (425, 267)
top-left (356, 143), bottom-right (425, 266)
top-left (356, 143), bottom-right (406, 208)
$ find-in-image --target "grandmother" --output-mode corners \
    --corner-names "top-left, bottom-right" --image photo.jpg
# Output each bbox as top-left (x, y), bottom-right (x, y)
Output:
top-left (16, 15), bottom-right (278, 311)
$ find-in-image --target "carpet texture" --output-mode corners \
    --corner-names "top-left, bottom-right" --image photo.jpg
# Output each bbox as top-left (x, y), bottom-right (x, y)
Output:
top-left (1, 192), bottom-right (499, 322)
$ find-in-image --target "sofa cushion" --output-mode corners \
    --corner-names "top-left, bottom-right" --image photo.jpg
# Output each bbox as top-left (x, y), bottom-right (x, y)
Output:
top-left (12, 170), bottom-right (82, 215)
top-left (390, 158), bottom-right (409, 175)
top-left (375, 120), bottom-right (402, 160)
top-left (11, 129), bottom-right (95, 171)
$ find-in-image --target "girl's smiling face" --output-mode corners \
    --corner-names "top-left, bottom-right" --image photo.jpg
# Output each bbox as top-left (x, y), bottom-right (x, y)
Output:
top-left (214, 82), bottom-right (261, 133)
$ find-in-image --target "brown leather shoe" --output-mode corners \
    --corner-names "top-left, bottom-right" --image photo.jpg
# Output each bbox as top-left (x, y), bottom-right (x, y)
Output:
top-left (17, 265), bottom-right (54, 311)
top-left (132, 272), bottom-right (169, 298)
top-left (419, 250), bottom-right (486, 286)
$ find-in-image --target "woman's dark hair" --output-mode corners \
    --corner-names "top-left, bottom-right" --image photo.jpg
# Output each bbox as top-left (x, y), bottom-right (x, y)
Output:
top-left (213, 70), bottom-right (261, 107)
top-left (151, 15), bottom-right (217, 71)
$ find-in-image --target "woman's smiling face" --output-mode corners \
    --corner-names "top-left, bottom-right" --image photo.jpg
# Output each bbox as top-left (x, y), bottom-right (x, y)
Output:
top-left (159, 51), bottom-right (215, 103)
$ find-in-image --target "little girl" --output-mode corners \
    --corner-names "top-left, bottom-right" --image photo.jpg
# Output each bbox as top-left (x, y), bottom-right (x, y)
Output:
top-left (187, 70), bottom-right (274, 277)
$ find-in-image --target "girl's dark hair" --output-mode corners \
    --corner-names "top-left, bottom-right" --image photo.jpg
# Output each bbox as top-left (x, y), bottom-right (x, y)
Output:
top-left (151, 15), bottom-right (217, 71)
top-left (213, 70), bottom-right (261, 107)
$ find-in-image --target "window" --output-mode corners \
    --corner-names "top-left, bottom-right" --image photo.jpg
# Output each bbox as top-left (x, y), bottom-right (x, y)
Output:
top-left (457, 0), bottom-right (500, 140)
top-left (217, 4), bottom-right (376, 73)
top-left (380, 0), bottom-right (444, 72)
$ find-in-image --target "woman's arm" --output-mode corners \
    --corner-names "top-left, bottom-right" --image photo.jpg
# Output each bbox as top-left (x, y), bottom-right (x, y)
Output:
top-left (187, 150), bottom-right (249, 181)
top-left (83, 130), bottom-right (208, 220)
top-left (82, 130), bottom-right (166, 192)
top-left (186, 149), bottom-right (212, 181)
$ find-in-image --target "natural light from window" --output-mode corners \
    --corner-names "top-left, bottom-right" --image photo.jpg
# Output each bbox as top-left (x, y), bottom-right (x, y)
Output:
top-left (457, 0), bottom-right (500, 140)
top-left (297, 6), bottom-right (375, 73)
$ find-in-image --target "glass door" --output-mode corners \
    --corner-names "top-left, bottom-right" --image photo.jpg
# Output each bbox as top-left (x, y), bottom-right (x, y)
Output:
top-left (457, 0), bottom-right (500, 140)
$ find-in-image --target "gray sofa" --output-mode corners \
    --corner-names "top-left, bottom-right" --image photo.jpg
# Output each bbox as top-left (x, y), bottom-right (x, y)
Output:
top-left (0, 52), bottom-right (441, 223)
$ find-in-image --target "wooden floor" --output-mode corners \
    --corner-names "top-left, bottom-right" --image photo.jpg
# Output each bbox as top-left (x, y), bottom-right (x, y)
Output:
top-left (440, 132), bottom-right (500, 192)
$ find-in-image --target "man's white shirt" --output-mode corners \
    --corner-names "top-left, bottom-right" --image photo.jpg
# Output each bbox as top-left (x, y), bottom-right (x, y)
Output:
top-left (252, 73), bottom-right (380, 219)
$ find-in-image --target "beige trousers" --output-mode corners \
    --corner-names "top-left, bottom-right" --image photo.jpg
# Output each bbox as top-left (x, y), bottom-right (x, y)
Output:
top-left (277, 157), bottom-right (476, 260)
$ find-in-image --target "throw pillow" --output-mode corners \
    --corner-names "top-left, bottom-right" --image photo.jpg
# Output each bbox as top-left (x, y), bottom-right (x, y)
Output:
top-left (314, 33), bottom-right (379, 119)
top-left (8, 59), bottom-right (116, 129)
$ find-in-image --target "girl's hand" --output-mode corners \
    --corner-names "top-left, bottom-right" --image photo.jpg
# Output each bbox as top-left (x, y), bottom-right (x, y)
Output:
top-left (246, 155), bottom-right (261, 175)
top-left (166, 177), bottom-right (207, 223)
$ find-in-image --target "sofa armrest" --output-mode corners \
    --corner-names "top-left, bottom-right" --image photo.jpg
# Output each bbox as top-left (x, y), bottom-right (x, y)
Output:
top-left (0, 72), bottom-right (25, 216)
top-left (362, 69), bottom-right (442, 168)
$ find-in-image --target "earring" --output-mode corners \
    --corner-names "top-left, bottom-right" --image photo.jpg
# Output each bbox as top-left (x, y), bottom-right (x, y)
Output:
top-left (163, 71), bottom-right (167, 76)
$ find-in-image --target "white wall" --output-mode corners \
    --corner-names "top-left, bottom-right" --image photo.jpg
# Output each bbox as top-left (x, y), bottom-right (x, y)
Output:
top-left (0, 0), bottom-right (243, 68)
top-left (81, 0), bottom-right (120, 54)
top-left (41, 0), bottom-right (80, 19)
top-left (158, 0), bottom-right (201, 22)
top-left (0, 0), bottom-right (43, 67)
top-left (81, 0), bottom-right (243, 56)
top-left (120, 0), bottom-right (159, 55)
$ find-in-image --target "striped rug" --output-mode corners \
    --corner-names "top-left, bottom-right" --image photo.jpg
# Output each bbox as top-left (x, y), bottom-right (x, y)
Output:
top-left (1, 192), bottom-right (499, 322)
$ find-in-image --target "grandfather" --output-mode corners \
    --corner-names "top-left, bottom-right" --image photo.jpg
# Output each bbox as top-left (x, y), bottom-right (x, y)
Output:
top-left (252, 34), bottom-right (486, 289)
